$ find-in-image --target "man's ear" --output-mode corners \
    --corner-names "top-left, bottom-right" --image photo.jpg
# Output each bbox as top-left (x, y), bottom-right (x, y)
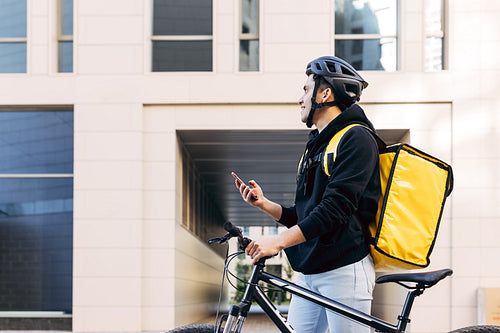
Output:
top-left (322, 87), bottom-right (334, 102)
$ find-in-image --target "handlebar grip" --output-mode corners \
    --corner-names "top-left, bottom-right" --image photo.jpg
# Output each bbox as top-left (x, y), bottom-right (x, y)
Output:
top-left (223, 221), bottom-right (242, 237)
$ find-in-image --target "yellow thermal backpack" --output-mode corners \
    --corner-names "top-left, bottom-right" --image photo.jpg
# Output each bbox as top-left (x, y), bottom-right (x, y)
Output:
top-left (323, 124), bottom-right (454, 271)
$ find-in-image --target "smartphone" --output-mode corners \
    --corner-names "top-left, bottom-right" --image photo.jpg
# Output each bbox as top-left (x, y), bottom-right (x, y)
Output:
top-left (231, 172), bottom-right (247, 186)
top-left (232, 172), bottom-right (257, 200)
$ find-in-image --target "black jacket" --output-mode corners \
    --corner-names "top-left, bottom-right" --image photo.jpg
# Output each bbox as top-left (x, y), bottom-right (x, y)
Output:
top-left (278, 104), bottom-right (381, 274)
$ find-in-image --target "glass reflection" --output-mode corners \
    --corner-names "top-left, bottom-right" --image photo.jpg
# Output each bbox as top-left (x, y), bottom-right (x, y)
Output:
top-left (58, 41), bottom-right (73, 73)
top-left (153, 0), bottom-right (212, 36)
top-left (0, 0), bottom-right (27, 38)
top-left (335, 0), bottom-right (396, 36)
top-left (425, 37), bottom-right (443, 71)
top-left (0, 42), bottom-right (26, 73)
top-left (0, 111), bottom-right (74, 173)
top-left (152, 40), bottom-right (212, 71)
top-left (0, 178), bottom-right (73, 312)
top-left (241, 0), bottom-right (258, 35)
top-left (425, 0), bottom-right (442, 34)
top-left (335, 38), bottom-right (396, 71)
top-left (61, 0), bottom-right (73, 36)
top-left (239, 40), bottom-right (259, 71)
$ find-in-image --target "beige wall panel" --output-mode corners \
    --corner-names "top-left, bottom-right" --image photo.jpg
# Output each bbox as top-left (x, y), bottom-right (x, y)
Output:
top-left (142, 278), bottom-right (175, 308)
top-left (78, 16), bottom-right (143, 45)
top-left (263, 13), bottom-right (330, 44)
top-left (73, 306), bottom-right (142, 332)
top-left (75, 103), bottom-right (143, 132)
top-left (75, 132), bottom-right (143, 161)
top-left (75, 161), bottom-right (143, 190)
top-left (142, 190), bottom-right (176, 220)
top-left (75, 189), bottom-right (143, 220)
top-left (74, 248), bottom-right (142, 277)
top-left (74, 277), bottom-right (142, 307)
top-left (77, 45), bottom-right (143, 74)
top-left (77, 0), bottom-right (143, 16)
top-left (142, 248), bottom-right (175, 278)
top-left (142, 219), bottom-right (176, 249)
top-left (142, 306), bottom-right (175, 331)
top-left (74, 219), bottom-right (142, 248)
top-left (263, 43), bottom-right (331, 73)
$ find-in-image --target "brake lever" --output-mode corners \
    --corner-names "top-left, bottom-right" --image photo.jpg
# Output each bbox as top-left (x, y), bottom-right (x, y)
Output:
top-left (208, 233), bottom-right (231, 245)
top-left (208, 237), bottom-right (221, 244)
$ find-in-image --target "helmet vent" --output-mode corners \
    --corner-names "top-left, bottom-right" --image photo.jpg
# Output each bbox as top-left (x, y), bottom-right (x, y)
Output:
top-left (325, 62), bottom-right (337, 73)
top-left (341, 66), bottom-right (355, 77)
top-left (345, 83), bottom-right (360, 99)
top-left (315, 63), bottom-right (322, 71)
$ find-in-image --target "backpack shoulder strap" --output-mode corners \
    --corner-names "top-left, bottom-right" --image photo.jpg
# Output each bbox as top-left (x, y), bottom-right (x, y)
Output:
top-left (322, 124), bottom-right (364, 176)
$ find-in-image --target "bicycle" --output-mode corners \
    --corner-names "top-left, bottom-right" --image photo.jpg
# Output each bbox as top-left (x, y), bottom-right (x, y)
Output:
top-left (168, 222), bottom-right (500, 333)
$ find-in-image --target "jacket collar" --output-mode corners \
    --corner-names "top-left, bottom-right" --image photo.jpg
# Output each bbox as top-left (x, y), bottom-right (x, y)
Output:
top-left (307, 104), bottom-right (375, 150)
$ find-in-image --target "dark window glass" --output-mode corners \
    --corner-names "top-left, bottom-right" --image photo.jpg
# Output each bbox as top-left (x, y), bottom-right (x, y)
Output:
top-left (335, 38), bottom-right (396, 71)
top-left (0, 177), bottom-right (73, 312)
top-left (239, 40), bottom-right (259, 71)
top-left (61, 0), bottom-right (73, 36)
top-left (0, 42), bottom-right (26, 73)
top-left (0, 0), bottom-right (27, 38)
top-left (153, 0), bottom-right (212, 36)
top-left (58, 41), bottom-right (73, 73)
top-left (0, 111), bottom-right (74, 173)
top-left (152, 40), bottom-right (212, 71)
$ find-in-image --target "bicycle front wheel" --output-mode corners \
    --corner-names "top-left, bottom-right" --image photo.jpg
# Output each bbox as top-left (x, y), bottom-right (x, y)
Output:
top-left (166, 324), bottom-right (221, 333)
top-left (449, 325), bottom-right (500, 333)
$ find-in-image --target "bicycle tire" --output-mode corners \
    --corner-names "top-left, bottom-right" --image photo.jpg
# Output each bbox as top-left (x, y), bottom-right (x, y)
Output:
top-left (449, 325), bottom-right (500, 333)
top-left (166, 324), bottom-right (221, 333)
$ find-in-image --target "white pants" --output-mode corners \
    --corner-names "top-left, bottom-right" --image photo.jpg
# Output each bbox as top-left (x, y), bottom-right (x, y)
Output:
top-left (287, 255), bottom-right (375, 333)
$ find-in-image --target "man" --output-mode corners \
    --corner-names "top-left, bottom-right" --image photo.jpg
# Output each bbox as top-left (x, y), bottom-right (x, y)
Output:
top-left (235, 56), bottom-right (381, 332)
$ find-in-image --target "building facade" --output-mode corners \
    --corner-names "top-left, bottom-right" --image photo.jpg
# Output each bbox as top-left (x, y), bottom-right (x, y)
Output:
top-left (1, 0), bottom-right (499, 332)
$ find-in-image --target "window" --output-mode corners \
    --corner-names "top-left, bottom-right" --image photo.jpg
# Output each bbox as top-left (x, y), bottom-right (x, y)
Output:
top-left (0, 0), bottom-right (27, 73)
top-left (334, 0), bottom-right (397, 71)
top-left (152, 0), bottom-right (213, 72)
top-left (0, 110), bottom-right (74, 313)
top-left (425, 0), bottom-right (445, 71)
top-left (58, 0), bottom-right (73, 72)
top-left (239, 0), bottom-right (259, 71)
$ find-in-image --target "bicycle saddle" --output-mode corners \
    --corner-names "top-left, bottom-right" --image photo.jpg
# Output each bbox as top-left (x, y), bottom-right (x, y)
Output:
top-left (376, 268), bottom-right (453, 288)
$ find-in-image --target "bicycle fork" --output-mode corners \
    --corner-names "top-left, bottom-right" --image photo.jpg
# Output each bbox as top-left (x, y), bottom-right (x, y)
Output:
top-left (220, 264), bottom-right (259, 333)
top-left (219, 304), bottom-right (247, 333)
top-left (220, 260), bottom-right (285, 333)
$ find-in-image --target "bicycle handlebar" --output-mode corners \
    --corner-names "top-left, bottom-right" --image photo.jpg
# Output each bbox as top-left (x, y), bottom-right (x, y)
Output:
top-left (224, 221), bottom-right (242, 236)
top-left (208, 221), bottom-right (251, 251)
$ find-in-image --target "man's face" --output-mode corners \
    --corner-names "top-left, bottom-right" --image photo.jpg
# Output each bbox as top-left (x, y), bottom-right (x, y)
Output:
top-left (299, 75), bottom-right (316, 124)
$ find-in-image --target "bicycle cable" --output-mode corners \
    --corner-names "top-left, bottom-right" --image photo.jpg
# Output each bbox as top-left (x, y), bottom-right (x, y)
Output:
top-left (222, 250), bottom-right (285, 293)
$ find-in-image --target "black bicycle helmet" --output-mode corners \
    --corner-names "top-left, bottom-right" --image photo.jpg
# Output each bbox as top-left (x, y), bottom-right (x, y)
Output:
top-left (304, 56), bottom-right (368, 127)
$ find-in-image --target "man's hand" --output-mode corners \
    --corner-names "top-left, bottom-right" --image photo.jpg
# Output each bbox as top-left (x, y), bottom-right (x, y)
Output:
top-left (245, 236), bottom-right (283, 265)
top-left (235, 179), bottom-right (264, 208)
top-left (245, 225), bottom-right (307, 265)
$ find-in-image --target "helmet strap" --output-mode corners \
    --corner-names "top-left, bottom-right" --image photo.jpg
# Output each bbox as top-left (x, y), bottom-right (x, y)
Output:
top-left (306, 77), bottom-right (337, 128)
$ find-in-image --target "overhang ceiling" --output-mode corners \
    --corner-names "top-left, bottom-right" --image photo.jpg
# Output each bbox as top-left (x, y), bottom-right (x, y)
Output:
top-left (177, 129), bottom-right (408, 227)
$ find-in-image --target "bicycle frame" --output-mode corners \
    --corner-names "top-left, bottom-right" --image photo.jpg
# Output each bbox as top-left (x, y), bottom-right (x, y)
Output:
top-left (222, 259), bottom-right (419, 333)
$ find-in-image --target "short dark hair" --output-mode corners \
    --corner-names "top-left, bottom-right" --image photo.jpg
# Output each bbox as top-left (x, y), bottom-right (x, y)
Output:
top-left (313, 74), bottom-right (350, 111)
top-left (314, 75), bottom-right (332, 93)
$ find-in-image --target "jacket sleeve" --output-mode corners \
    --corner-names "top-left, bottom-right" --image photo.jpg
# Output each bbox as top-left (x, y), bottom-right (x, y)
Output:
top-left (278, 205), bottom-right (298, 228)
top-left (297, 127), bottom-right (379, 241)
